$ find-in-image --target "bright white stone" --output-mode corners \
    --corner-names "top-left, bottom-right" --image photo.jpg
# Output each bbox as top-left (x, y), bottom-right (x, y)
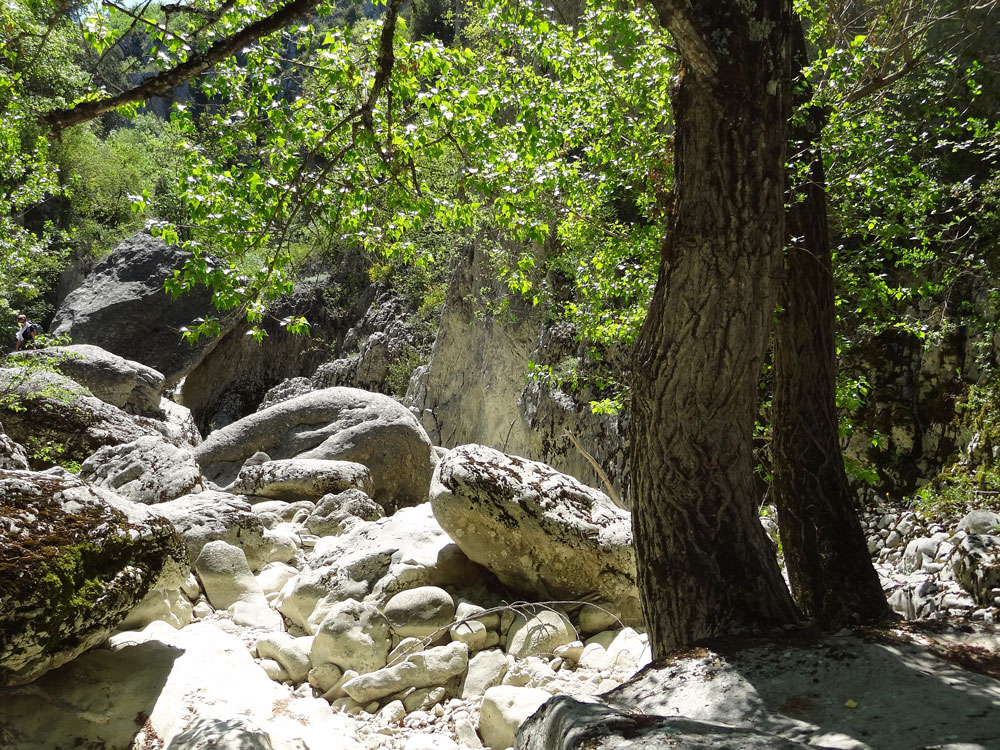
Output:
top-left (479, 685), bottom-right (551, 750)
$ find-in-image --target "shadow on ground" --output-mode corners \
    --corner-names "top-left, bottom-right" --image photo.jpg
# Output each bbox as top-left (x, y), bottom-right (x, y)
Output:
top-left (519, 627), bottom-right (1000, 749)
top-left (0, 639), bottom-right (182, 750)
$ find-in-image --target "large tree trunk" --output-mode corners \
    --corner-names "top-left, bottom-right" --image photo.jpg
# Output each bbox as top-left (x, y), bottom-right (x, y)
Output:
top-left (770, 23), bottom-right (891, 627)
top-left (633, 0), bottom-right (799, 658)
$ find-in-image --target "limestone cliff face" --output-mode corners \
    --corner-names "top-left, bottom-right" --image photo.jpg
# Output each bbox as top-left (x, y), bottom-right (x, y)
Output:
top-left (407, 244), bottom-right (627, 500)
top-left (841, 325), bottom-right (973, 499)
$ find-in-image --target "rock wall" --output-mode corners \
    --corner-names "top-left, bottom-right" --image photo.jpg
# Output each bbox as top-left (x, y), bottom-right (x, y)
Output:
top-left (406, 244), bottom-right (627, 499)
top-left (177, 281), bottom-right (363, 434)
top-left (841, 324), bottom-right (986, 500)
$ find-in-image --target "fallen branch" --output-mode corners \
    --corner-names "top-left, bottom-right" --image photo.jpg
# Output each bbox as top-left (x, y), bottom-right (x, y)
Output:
top-left (563, 427), bottom-right (626, 510)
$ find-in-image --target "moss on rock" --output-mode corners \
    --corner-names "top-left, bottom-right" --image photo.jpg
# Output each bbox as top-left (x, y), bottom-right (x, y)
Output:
top-left (0, 469), bottom-right (187, 686)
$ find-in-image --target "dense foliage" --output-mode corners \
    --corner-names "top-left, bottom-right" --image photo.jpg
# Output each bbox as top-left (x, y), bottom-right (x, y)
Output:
top-left (2, 0), bottom-right (998, 506)
top-left (0, 0), bottom-right (187, 338)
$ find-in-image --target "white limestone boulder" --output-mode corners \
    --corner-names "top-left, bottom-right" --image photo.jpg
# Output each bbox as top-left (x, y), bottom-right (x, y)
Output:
top-left (305, 488), bottom-right (385, 536)
top-left (506, 610), bottom-right (578, 659)
top-left (518, 633), bottom-right (1000, 749)
top-left (479, 685), bottom-right (552, 750)
top-left (309, 662), bottom-right (344, 694)
top-left (224, 458), bottom-right (373, 503)
top-left (341, 640), bottom-right (469, 703)
top-left (431, 445), bottom-right (640, 624)
top-left (193, 387), bottom-right (435, 511)
top-left (577, 602), bottom-right (620, 635)
top-left (310, 599), bottom-right (392, 675)
top-left (263, 524), bottom-right (300, 564)
top-left (958, 509), bottom-right (1000, 535)
top-left (80, 435), bottom-right (204, 504)
top-left (461, 648), bottom-right (511, 699)
top-left (257, 562), bottom-right (299, 598)
top-left (383, 586), bottom-right (456, 639)
top-left (153, 490), bottom-right (269, 570)
top-left (256, 632), bottom-right (312, 684)
top-left (603, 627), bottom-right (651, 677)
top-left (451, 619), bottom-right (490, 652)
top-left (193, 540), bottom-right (282, 630)
top-left (274, 566), bottom-right (369, 634)
top-left (252, 497), bottom-right (315, 526)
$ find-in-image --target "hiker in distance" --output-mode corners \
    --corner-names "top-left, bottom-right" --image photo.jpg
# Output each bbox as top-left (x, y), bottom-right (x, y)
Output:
top-left (14, 314), bottom-right (41, 350)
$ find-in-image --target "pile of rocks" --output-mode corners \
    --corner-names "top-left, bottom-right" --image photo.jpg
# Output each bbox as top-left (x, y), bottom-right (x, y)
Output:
top-left (862, 507), bottom-right (1000, 622)
top-left (6, 340), bottom-right (997, 750)
top-left (0, 343), bottom-right (646, 750)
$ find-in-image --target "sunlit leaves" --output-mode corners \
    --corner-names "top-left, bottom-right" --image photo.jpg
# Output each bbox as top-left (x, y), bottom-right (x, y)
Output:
top-left (0, 2), bottom-right (78, 322)
top-left (77, 0), bottom-right (673, 363)
top-left (797, 0), bottom-right (1000, 344)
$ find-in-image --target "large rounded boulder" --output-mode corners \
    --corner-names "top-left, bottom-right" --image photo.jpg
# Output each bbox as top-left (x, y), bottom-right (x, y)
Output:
top-left (431, 444), bottom-right (640, 624)
top-left (0, 367), bottom-right (170, 467)
top-left (0, 469), bottom-right (188, 686)
top-left (50, 232), bottom-right (233, 387)
top-left (224, 457), bottom-right (373, 503)
top-left (79, 435), bottom-right (205, 505)
top-left (194, 387), bottom-right (434, 512)
top-left (7, 344), bottom-right (165, 417)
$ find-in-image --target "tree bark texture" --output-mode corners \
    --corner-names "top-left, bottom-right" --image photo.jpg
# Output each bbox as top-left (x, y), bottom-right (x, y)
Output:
top-left (633, 0), bottom-right (799, 657)
top-left (770, 23), bottom-right (891, 627)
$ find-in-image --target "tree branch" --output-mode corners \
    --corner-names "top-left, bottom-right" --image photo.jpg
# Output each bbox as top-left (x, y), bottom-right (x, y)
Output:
top-left (648, 0), bottom-right (718, 79)
top-left (364, 0), bottom-right (405, 118)
top-left (41, 0), bottom-right (325, 135)
top-left (163, 0), bottom-right (236, 21)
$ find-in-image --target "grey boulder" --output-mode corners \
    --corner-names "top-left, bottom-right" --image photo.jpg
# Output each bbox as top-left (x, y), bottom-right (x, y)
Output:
top-left (7, 344), bottom-right (165, 417)
top-left (341, 641), bottom-right (469, 703)
top-left (949, 534), bottom-right (1000, 605)
top-left (515, 695), bottom-right (812, 750)
top-left (194, 387), bottom-right (434, 511)
top-left (305, 488), bottom-right (385, 536)
top-left (431, 445), bottom-right (639, 624)
top-left (159, 397), bottom-right (203, 447)
top-left (311, 599), bottom-right (392, 675)
top-left (0, 424), bottom-right (28, 470)
top-left (382, 585), bottom-right (456, 639)
top-left (958, 509), bottom-right (1000, 535)
top-left (224, 457), bottom-right (373, 503)
top-left (50, 232), bottom-right (233, 387)
top-left (80, 435), bottom-right (204, 504)
top-left (0, 367), bottom-right (171, 467)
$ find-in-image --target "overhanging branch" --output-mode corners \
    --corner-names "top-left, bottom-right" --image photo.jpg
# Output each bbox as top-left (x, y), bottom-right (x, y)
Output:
top-left (42, 0), bottom-right (325, 135)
